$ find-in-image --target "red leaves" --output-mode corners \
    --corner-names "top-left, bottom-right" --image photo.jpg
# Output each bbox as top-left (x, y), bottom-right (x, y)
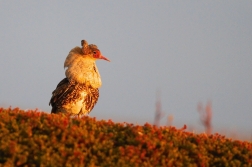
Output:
top-left (9, 140), bottom-right (17, 154)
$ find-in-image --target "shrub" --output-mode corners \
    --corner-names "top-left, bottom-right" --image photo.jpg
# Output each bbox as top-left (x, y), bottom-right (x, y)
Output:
top-left (0, 108), bottom-right (251, 166)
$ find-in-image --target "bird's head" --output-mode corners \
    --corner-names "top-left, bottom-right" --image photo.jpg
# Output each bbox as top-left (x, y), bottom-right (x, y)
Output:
top-left (81, 40), bottom-right (110, 62)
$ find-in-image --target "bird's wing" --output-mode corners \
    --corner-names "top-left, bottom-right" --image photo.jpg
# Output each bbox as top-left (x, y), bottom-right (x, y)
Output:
top-left (49, 78), bottom-right (84, 113)
top-left (83, 87), bottom-right (99, 114)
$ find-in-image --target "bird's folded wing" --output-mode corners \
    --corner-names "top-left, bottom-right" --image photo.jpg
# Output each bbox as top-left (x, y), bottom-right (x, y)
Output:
top-left (83, 87), bottom-right (99, 114)
top-left (49, 78), bottom-right (81, 109)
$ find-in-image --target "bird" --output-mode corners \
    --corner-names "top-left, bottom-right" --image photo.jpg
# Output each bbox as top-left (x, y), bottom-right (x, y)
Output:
top-left (49, 40), bottom-right (110, 117)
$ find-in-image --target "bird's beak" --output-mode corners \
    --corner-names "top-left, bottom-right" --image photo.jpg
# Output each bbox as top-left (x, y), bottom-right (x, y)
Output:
top-left (100, 55), bottom-right (110, 62)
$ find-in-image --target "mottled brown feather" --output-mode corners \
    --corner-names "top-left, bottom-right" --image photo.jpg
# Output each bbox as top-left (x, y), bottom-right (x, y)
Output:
top-left (82, 86), bottom-right (99, 114)
top-left (49, 78), bottom-right (99, 115)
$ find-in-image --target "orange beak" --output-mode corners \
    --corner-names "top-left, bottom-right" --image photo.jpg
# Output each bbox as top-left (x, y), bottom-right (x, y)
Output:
top-left (100, 54), bottom-right (110, 62)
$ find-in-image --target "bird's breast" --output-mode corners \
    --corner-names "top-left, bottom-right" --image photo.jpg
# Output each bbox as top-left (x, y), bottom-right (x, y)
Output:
top-left (65, 58), bottom-right (102, 88)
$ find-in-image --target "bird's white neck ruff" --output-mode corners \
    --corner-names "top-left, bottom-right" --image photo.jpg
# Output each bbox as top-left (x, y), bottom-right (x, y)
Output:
top-left (64, 47), bottom-right (102, 88)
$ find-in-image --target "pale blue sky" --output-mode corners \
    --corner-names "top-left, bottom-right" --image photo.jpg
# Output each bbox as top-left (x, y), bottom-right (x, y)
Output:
top-left (1, 1), bottom-right (252, 139)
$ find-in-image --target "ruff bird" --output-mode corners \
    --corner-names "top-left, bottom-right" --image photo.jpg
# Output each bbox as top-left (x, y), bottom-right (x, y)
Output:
top-left (49, 40), bottom-right (110, 116)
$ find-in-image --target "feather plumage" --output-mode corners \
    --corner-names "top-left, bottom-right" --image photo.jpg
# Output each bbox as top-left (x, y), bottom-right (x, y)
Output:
top-left (49, 40), bottom-right (109, 116)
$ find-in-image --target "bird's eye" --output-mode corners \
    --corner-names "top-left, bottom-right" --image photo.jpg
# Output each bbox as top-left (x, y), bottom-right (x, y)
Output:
top-left (93, 51), bottom-right (96, 54)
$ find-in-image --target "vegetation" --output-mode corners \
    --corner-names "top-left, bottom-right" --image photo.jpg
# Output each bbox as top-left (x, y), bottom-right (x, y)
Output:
top-left (0, 108), bottom-right (251, 166)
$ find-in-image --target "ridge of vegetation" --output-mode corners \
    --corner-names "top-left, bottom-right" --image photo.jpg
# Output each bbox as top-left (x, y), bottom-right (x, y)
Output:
top-left (0, 108), bottom-right (251, 166)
